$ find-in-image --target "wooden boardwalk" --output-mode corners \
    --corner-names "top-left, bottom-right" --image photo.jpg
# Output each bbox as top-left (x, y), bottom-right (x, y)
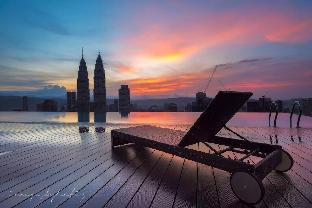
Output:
top-left (0, 123), bottom-right (311, 208)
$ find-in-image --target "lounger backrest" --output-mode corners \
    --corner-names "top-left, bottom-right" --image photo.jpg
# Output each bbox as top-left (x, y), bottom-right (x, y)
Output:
top-left (179, 91), bottom-right (252, 147)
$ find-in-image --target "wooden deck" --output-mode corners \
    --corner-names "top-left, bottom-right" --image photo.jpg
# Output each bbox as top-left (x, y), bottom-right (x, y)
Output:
top-left (0, 123), bottom-right (311, 208)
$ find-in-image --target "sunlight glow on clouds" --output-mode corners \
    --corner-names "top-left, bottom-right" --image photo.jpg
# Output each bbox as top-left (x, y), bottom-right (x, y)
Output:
top-left (0, 0), bottom-right (312, 99)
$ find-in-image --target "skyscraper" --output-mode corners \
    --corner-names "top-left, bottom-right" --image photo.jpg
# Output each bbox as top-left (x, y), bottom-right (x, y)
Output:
top-left (77, 49), bottom-right (90, 112)
top-left (93, 52), bottom-right (106, 113)
top-left (93, 52), bottom-right (106, 132)
top-left (119, 85), bottom-right (131, 112)
top-left (77, 48), bottom-right (90, 132)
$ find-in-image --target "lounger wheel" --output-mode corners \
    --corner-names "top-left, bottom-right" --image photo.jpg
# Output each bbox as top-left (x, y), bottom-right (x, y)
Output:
top-left (230, 172), bottom-right (264, 205)
top-left (275, 149), bottom-right (293, 172)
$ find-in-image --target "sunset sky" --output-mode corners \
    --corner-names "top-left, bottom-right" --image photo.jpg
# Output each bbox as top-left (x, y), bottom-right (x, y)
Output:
top-left (0, 0), bottom-right (311, 99)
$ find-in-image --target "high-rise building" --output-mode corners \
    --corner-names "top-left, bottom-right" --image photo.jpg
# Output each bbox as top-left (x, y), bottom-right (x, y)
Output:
top-left (77, 49), bottom-right (90, 112)
top-left (22, 96), bottom-right (28, 111)
top-left (66, 91), bottom-right (76, 112)
top-left (77, 49), bottom-right (90, 132)
top-left (191, 91), bottom-right (211, 111)
top-left (119, 85), bottom-right (131, 112)
top-left (93, 52), bottom-right (106, 113)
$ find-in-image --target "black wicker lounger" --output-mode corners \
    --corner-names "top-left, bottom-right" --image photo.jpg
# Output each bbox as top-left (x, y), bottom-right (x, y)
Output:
top-left (111, 91), bottom-right (293, 205)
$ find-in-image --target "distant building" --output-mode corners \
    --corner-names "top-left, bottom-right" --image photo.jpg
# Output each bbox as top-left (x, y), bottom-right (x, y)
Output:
top-left (77, 49), bottom-right (90, 113)
top-left (164, 103), bottom-right (178, 112)
top-left (66, 92), bottom-right (76, 112)
top-left (149, 105), bottom-right (160, 112)
top-left (37, 99), bottom-right (58, 112)
top-left (93, 52), bottom-right (106, 114)
top-left (276, 100), bottom-right (283, 112)
top-left (259, 96), bottom-right (271, 112)
top-left (247, 96), bottom-right (273, 112)
top-left (109, 99), bottom-right (119, 112)
top-left (247, 99), bottom-right (259, 112)
top-left (131, 103), bottom-right (138, 111)
top-left (191, 92), bottom-right (211, 112)
top-left (22, 96), bottom-right (28, 111)
top-left (301, 98), bottom-right (312, 116)
top-left (185, 103), bottom-right (193, 112)
top-left (119, 85), bottom-right (131, 112)
top-left (60, 105), bottom-right (66, 112)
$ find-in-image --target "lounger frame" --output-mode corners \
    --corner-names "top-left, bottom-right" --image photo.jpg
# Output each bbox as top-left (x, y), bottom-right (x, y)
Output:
top-left (111, 126), bottom-right (282, 180)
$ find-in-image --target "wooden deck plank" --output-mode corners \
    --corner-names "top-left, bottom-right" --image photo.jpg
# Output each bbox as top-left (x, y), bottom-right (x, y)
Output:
top-left (0, 143), bottom-right (113, 207)
top-left (150, 156), bottom-right (184, 208)
top-left (39, 146), bottom-right (145, 208)
top-left (0, 123), bottom-right (311, 208)
top-left (81, 150), bottom-right (161, 208)
top-left (0, 138), bottom-right (109, 185)
top-left (0, 139), bottom-right (109, 192)
top-left (126, 153), bottom-right (173, 208)
top-left (0, 141), bottom-right (109, 201)
top-left (58, 147), bottom-right (153, 208)
top-left (172, 158), bottom-right (197, 208)
top-left (14, 153), bottom-right (115, 208)
top-left (103, 152), bottom-right (164, 208)
top-left (197, 143), bottom-right (220, 208)
top-left (265, 172), bottom-right (312, 207)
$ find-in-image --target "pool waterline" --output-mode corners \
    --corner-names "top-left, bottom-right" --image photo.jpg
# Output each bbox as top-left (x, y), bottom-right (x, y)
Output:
top-left (0, 111), bottom-right (311, 128)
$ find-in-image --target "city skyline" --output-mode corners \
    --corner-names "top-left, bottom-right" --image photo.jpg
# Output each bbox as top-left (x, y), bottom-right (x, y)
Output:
top-left (0, 0), bottom-right (312, 99)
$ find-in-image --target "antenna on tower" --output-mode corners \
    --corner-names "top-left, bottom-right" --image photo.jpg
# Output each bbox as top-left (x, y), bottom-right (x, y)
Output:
top-left (82, 47), bottom-right (84, 58)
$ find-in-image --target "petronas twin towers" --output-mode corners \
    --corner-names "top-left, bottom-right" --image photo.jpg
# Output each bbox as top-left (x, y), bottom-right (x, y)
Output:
top-left (77, 49), bottom-right (106, 117)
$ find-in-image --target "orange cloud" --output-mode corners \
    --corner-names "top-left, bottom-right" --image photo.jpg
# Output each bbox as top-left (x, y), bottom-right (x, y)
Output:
top-left (126, 70), bottom-right (209, 96)
top-left (113, 63), bottom-right (138, 74)
top-left (121, 6), bottom-right (312, 64)
top-left (120, 58), bottom-right (312, 99)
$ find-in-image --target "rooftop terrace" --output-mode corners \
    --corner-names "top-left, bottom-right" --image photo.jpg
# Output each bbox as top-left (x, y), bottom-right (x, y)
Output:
top-left (0, 123), bottom-right (311, 208)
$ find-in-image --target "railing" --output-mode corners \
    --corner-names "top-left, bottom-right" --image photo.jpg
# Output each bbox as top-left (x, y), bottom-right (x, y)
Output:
top-left (269, 102), bottom-right (278, 127)
top-left (290, 101), bottom-right (302, 128)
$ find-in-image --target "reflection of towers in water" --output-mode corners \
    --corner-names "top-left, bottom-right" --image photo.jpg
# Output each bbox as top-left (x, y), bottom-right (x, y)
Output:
top-left (118, 85), bottom-right (131, 117)
top-left (94, 52), bottom-right (107, 132)
top-left (77, 49), bottom-right (90, 132)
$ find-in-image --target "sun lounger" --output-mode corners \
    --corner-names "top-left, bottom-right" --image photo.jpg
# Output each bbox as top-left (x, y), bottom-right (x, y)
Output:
top-left (111, 91), bottom-right (293, 204)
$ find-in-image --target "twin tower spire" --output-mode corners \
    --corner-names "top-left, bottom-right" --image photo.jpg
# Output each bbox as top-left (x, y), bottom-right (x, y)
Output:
top-left (77, 48), bottom-right (106, 114)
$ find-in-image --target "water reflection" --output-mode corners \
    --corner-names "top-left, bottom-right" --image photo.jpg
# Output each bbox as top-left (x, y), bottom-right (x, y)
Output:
top-left (94, 111), bottom-right (106, 132)
top-left (268, 127), bottom-right (304, 144)
top-left (78, 111), bottom-right (90, 133)
top-left (0, 112), bottom-right (312, 128)
top-left (119, 110), bottom-right (130, 118)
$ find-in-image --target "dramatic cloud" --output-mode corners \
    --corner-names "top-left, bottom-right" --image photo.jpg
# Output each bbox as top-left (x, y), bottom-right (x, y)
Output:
top-left (119, 5), bottom-right (312, 65)
top-left (120, 58), bottom-right (312, 99)
top-left (0, 64), bottom-right (72, 91)
top-left (0, 1), bottom-right (311, 99)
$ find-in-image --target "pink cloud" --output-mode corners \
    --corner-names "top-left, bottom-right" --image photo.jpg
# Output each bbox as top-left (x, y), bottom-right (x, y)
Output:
top-left (119, 5), bottom-right (312, 62)
top-left (115, 58), bottom-right (312, 99)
